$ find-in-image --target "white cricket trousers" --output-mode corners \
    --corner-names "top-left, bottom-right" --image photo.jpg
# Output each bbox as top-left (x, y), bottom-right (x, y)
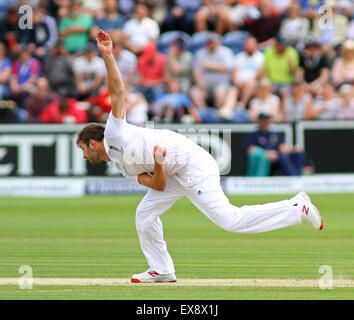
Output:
top-left (135, 152), bottom-right (302, 274)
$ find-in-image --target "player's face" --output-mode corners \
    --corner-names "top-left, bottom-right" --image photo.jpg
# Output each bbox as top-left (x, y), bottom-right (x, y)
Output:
top-left (79, 141), bottom-right (104, 166)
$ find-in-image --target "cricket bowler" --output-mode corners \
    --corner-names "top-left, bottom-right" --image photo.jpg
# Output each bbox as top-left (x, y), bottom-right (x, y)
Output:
top-left (76, 30), bottom-right (324, 283)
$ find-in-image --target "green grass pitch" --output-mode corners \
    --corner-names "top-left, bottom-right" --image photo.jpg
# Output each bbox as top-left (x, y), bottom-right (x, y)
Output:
top-left (0, 193), bottom-right (353, 300)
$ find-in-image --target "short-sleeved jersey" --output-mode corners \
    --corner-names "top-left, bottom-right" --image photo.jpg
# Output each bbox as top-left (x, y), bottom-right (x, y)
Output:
top-left (263, 46), bottom-right (299, 84)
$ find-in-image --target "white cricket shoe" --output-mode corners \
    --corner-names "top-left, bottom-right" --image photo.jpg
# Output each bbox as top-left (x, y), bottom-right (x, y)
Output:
top-left (131, 269), bottom-right (177, 283)
top-left (292, 191), bottom-right (323, 230)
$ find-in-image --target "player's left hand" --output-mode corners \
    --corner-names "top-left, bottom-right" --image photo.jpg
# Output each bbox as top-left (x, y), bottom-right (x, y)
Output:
top-left (154, 145), bottom-right (167, 165)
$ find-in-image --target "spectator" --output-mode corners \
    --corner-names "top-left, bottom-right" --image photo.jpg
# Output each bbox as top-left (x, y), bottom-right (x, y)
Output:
top-left (87, 87), bottom-right (112, 122)
top-left (73, 43), bottom-right (106, 100)
top-left (40, 97), bottom-right (88, 123)
top-left (50, 0), bottom-right (71, 20)
top-left (310, 82), bottom-right (342, 119)
top-left (298, 0), bottom-right (324, 22)
top-left (337, 84), bottom-right (354, 119)
top-left (262, 34), bottom-right (299, 97)
top-left (167, 37), bottom-right (193, 94)
top-left (190, 33), bottom-right (234, 110)
top-left (10, 46), bottom-right (41, 108)
top-left (87, 83), bottom-right (149, 124)
top-left (125, 85), bottom-right (149, 125)
top-left (194, 0), bottom-right (233, 35)
top-left (118, 0), bottom-right (135, 18)
top-left (0, 0), bottom-right (14, 20)
top-left (58, 0), bottom-right (94, 54)
top-left (228, 0), bottom-right (261, 29)
top-left (162, 0), bottom-right (202, 34)
top-left (148, 0), bottom-right (170, 27)
top-left (25, 8), bottom-right (58, 62)
top-left (21, 0), bottom-right (41, 7)
top-left (279, 1), bottom-right (310, 48)
top-left (90, 0), bottom-right (126, 43)
top-left (43, 42), bottom-right (76, 97)
top-left (0, 41), bottom-right (11, 101)
top-left (331, 39), bottom-right (354, 88)
top-left (24, 77), bottom-right (60, 123)
top-left (0, 6), bottom-right (26, 56)
top-left (242, 0), bottom-right (282, 48)
top-left (82, 0), bottom-right (103, 15)
top-left (216, 86), bottom-right (251, 121)
top-left (113, 40), bottom-right (137, 86)
top-left (281, 82), bottom-right (313, 123)
top-left (249, 78), bottom-right (280, 122)
top-left (123, 3), bottom-right (160, 55)
top-left (244, 113), bottom-right (305, 176)
top-left (272, 0), bottom-right (292, 14)
top-left (337, 0), bottom-right (353, 19)
top-left (228, 36), bottom-right (264, 109)
top-left (137, 42), bottom-right (167, 103)
top-left (296, 37), bottom-right (330, 95)
top-left (151, 79), bottom-right (201, 123)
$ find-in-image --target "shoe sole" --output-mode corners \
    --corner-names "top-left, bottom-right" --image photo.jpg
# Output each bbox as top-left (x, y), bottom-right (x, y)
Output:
top-left (301, 191), bottom-right (324, 230)
top-left (131, 278), bottom-right (177, 283)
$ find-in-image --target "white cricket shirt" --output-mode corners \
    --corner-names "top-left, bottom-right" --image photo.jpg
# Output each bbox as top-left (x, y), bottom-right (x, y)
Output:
top-left (103, 112), bottom-right (208, 184)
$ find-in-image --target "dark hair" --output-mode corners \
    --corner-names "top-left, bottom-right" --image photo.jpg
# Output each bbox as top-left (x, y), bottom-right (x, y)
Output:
top-left (173, 37), bottom-right (186, 50)
top-left (76, 123), bottom-right (105, 147)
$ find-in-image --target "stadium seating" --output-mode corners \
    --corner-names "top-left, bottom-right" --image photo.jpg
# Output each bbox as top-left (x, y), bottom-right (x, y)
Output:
top-left (222, 31), bottom-right (251, 54)
top-left (157, 31), bottom-right (191, 54)
top-left (189, 31), bottom-right (213, 54)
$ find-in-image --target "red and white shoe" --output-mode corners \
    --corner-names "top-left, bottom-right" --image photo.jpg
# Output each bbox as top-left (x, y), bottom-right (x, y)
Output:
top-left (292, 191), bottom-right (324, 230)
top-left (131, 269), bottom-right (177, 283)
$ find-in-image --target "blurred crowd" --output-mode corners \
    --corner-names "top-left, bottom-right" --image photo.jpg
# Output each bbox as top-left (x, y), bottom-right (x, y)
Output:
top-left (0, 0), bottom-right (354, 124)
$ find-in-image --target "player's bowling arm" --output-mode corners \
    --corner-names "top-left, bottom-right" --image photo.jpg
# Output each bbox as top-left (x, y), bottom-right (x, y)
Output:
top-left (96, 30), bottom-right (125, 119)
top-left (103, 53), bottom-right (126, 120)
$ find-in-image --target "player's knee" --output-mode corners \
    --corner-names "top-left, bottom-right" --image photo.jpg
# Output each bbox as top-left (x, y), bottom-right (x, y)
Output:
top-left (213, 208), bottom-right (241, 233)
top-left (135, 206), bottom-right (153, 233)
top-left (220, 222), bottom-right (235, 233)
top-left (136, 217), bottom-right (152, 234)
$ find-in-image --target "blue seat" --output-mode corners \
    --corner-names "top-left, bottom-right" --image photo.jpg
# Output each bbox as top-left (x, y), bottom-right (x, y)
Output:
top-left (189, 31), bottom-right (213, 54)
top-left (157, 31), bottom-right (191, 54)
top-left (222, 31), bottom-right (251, 55)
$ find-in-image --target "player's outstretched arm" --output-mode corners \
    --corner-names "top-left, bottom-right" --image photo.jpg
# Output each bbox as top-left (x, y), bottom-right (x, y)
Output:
top-left (137, 146), bottom-right (167, 192)
top-left (96, 29), bottom-right (125, 119)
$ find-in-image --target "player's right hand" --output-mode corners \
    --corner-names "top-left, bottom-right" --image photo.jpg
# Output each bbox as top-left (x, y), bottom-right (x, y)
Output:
top-left (96, 29), bottom-right (113, 55)
top-left (154, 145), bottom-right (167, 165)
